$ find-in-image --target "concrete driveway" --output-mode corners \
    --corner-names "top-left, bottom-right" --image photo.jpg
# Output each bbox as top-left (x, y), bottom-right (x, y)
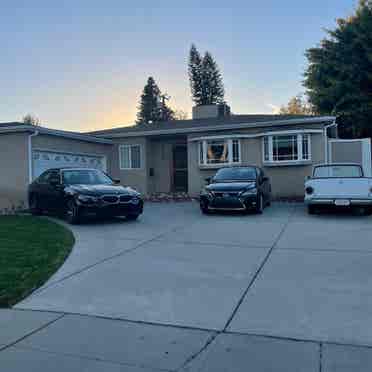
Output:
top-left (6, 202), bottom-right (372, 371)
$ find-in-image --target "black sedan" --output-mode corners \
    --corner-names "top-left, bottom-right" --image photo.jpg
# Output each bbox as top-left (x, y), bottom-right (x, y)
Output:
top-left (28, 168), bottom-right (144, 224)
top-left (200, 166), bottom-right (271, 214)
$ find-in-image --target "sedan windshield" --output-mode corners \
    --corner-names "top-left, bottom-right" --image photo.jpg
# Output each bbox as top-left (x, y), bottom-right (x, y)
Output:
top-left (214, 167), bottom-right (257, 181)
top-left (62, 169), bottom-right (113, 185)
top-left (313, 165), bottom-right (363, 178)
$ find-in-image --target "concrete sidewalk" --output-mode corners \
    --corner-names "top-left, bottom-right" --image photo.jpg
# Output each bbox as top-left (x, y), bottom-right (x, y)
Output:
top-left (1, 309), bottom-right (372, 371)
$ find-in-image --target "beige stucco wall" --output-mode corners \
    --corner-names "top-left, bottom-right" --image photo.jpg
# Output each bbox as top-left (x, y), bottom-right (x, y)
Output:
top-left (147, 139), bottom-right (173, 194)
top-left (187, 132), bottom-right (325, 198)
top-left (0, 132), bottom-right (29, 210)
top-left (330, 141), bottom-right (362, 164)
top-left (110, 137), bottom-right (148, 195)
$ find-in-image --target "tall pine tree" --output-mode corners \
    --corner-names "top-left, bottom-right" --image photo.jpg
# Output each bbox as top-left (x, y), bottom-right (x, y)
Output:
top-left (188, 45), bottom-right (225, 106)
top-left (136, 77), bottom-right (175, 124)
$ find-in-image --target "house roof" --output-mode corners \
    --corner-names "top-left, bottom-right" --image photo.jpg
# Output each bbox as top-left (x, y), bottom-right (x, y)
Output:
top-left (89, 114), bottom-right (336, 138)
top-left (0, 122), bottom-right (113, 144)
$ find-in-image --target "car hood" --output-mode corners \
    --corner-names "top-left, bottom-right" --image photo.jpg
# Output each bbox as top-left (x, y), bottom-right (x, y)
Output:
top-left (206, 181), bottom-right (256, 192)
top-left (65, 184), bottom-right (138, 196)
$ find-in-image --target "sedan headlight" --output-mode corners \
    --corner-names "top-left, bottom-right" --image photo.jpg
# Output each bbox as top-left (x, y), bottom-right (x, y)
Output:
top-left (240, 188), bottom-right (257, 196)
top-left (77, 195), bottom-right (99, 204)
top-left (201, 188), bottom-right (214, 198)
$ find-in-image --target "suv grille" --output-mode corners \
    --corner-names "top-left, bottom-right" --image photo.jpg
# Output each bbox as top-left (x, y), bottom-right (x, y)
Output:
top-left (119, 195), bottom-right (132, 203)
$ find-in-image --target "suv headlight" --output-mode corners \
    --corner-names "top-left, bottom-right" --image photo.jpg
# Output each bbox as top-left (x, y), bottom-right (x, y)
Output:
top-left (77, 195), bottom-right (99, 204)
top-left (201, 188), bottom-right (214, 198)
top-left (240, 188), bottom-right (257, 196)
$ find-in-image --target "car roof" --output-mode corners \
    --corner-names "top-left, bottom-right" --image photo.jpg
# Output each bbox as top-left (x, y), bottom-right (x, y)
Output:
top-left (48, 167), bottom-right (102, 172)
top-left (314, 163), bottom-right (362, 167)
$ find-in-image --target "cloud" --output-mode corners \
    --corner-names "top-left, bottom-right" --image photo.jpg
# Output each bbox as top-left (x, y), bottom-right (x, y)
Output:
top-left (266, 103), bottom-right (280, 114)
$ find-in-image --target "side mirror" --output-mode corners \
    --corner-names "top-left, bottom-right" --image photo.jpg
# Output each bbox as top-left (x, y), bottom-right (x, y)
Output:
top-left (262, 176), bottom-right (269, 182)
top-left (306, 175), bottom-right (312, 181)
top-left (114, 179), bottom-right (121, 185)
top-left (50, 178), bottom-right (60, 187)
top-left (205, 177), bottom-right (212, 184)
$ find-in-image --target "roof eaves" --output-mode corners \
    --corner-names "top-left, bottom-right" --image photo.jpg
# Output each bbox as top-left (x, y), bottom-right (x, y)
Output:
top-left (98, 116), bottom-right (336, 138)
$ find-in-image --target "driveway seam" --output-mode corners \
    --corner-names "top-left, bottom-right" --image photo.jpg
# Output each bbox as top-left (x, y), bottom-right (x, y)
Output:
top-left (222, 205), bottom-right (296, 331)
top-left (24, 224), bottom-right (187, 298)
top-left (12, 344), bottom-right (172, 372)
top-left (0, 313), bottom-right (65, 353)
top-left (319, 343), bottom-right (323, 372)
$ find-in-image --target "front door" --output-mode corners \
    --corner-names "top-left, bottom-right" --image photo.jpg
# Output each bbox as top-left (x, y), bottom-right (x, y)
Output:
top-left (172, 145), bottom-right (188, 192)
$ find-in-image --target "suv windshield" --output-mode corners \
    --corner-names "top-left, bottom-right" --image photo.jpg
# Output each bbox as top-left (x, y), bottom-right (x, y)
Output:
top-left (313, 165), bottom-right (363, 178)
top-left (62, 169), bottom-right (113, 185)
top-left (214, 167), bottom-right (257, 182)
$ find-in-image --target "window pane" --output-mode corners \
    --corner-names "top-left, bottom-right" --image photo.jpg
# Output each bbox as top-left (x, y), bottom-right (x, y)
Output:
top-left (302, 134), bottom-right (309, 160)
top-left (131, 145), bottom-right (141, 169)
top-left (206, 140), bottom-right (229, 164)
top-left (120, 146), bottom-right (130, 169)
top-left (232, 140), bottom-right (240, 163)
top-left (264, 137), bottom-right (269, 161)
top-left (314, 165), bottom-right (362, 178)
top-left (273, 135), bottom-right (298, 161)
top-left (199, 142), bottom-right (204, 164)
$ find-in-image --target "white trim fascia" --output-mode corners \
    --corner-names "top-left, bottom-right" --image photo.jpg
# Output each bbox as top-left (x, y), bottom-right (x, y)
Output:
top-left (118, 144), bottom-right (143, 170)
top-left (101, 117), bottom-right (335, 138)
top-left (28, 130), bottom-right (39, 183)
top-left (188, 129), bottom-right (324, 142)
top-left (0, 125), bottom-right (113, 144)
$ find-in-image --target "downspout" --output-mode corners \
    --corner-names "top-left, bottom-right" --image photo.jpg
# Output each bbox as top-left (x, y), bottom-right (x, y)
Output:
top-left (324, 120), bottom-right (338, 164)
top-left (28, 129), bottom-right (39, 183)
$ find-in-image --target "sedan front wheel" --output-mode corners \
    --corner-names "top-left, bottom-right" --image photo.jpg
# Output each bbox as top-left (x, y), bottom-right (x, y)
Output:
top-left (66, 199), bottom-right (80, 224)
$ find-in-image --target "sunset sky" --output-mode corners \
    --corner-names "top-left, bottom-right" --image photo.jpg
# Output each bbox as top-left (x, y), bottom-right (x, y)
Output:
top-left (1, 0), bottom-right (356, 132)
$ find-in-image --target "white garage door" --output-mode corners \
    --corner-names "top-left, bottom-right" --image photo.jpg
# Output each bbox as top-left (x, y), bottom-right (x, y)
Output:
top-left (32, 150), bottom-right (106, 180)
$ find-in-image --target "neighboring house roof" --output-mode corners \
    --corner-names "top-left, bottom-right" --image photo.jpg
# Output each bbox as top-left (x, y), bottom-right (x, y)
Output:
top-left (0, 122), bottom-right (113, 144)
top-left (89, 115), bottom-right (336, 138)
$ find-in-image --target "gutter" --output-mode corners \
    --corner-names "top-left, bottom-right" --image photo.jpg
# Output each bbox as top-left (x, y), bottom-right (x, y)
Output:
top-left (28, 129), bottom-right (39, 183)
top-left (92, 116), bottom-right (336, 138)
top-left (324, 119), bottom-right (338, 164)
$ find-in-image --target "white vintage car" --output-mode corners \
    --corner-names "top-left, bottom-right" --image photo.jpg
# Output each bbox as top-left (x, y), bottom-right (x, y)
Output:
top-left (305, 163), bottom-right (372, 214)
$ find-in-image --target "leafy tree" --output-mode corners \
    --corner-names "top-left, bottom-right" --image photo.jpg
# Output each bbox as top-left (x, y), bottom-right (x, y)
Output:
top-left (279, 94), bottom-right (315, 115)
top-left (136, 77), bottom-right (175, 124)
top-left (304, 0), bottom-right (372, 138)
top-left (23, 114), bottom-right (41, 126)
top-left (188, 45), bottom-right (225, 106)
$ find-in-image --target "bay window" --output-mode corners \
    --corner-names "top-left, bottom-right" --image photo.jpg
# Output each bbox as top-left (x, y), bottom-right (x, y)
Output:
top-left (263, 134), bottom-right (311, 163)
top-left (199, 139), bottom-right (241, 166)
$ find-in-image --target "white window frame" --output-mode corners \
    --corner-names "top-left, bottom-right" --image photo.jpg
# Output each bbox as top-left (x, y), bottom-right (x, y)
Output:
top-left (119, 144), bottom-right (142, 170)
top-left (198, 139), bottom-right (241, 167)
top-left (262, 133), bottom-right (311, 164)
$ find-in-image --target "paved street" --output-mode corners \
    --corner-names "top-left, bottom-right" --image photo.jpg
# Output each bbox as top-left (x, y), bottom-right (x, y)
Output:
top-left (2, 202), bottom-right (372, 370)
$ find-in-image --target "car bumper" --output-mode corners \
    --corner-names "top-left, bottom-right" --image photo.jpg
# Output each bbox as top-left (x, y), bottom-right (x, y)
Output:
top-left (305, 198), bottom-right (372, 206)
top-left (78, 200), bottom-right (144, 217)
top-left (201, 195), bottom-right (258, 211)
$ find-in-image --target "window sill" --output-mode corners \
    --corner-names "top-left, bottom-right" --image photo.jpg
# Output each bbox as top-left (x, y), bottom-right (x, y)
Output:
top-left (199, 163), bottom-right (241, 170)
top-left (263, 160), bottom-right (312, 167)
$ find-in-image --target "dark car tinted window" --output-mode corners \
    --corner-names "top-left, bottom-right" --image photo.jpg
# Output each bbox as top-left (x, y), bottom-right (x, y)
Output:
top-left (62, 169), bottom-right (113, 185)
top-left (214, 167), bottom-right (257, 181)
top-left (37, 170), bottom-right (53, 183)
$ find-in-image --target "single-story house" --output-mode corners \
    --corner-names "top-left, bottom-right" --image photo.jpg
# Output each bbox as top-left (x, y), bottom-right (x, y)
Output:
top-left (1, 104), bottom-right (370, 211)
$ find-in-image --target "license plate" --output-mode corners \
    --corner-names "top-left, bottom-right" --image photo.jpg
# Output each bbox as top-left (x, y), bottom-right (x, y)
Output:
top-left (335, 199), bottom-right (350, 206)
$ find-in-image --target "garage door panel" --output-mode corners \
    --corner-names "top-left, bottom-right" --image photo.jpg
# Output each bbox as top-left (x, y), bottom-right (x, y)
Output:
top-left (32, 151), bottom-right (106, 179)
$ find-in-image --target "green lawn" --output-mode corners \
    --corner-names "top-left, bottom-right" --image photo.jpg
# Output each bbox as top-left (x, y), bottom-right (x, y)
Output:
top-left (0, 216), bottom-right (74, 307)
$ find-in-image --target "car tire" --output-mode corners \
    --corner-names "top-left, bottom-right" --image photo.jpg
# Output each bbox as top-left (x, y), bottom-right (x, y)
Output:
top-left (29, 194), bottom-right (42, 216)
top-left (66, 199), bottom-right (80, 225)
top-left (255, 194), bottom-right (264, 214)
top-left (307, 205), bottom-right (317, 215)
top-left (126, 214), bottom-right (139, 221)
top-left (200, 200), bottom-right (211, 215)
